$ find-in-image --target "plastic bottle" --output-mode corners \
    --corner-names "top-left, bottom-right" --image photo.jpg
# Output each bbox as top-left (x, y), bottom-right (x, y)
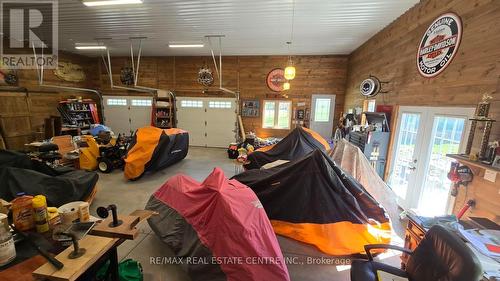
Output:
top-left (11, 193), bottom-right (34, 231)
top-left (0, 213), bottom-right (16, 266)
top-left (32, 195), bottom-right (49, 233)
top-left (78, 202), bottom-right (90, 222)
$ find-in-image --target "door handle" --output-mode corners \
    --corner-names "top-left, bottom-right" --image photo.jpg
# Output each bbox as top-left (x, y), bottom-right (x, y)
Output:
top-left (408, 167), bottom-right (416, 171)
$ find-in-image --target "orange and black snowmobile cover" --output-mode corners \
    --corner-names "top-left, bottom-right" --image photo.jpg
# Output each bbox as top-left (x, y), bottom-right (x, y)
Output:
top-left (124, 126), bottom-right (188, 180)
top-left (244, 126), bottom-right (330, 170)
top-left (232, 149), bottom-right (392, 256)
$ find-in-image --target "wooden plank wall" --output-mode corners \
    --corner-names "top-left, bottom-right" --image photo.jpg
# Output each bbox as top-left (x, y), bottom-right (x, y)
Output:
top-left (96, 55), bottom-right (348, 138)
top-left (343, 0), bottom-right (500, 222)
top-left (0, 52), bottom-right (100, 149)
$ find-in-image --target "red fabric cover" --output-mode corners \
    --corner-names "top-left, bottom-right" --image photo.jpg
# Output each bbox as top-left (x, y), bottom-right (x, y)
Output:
top-left (153, 168), bottom-right (290, 281)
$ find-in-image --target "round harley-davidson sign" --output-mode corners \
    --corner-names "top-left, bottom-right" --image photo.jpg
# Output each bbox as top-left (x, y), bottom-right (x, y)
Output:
top-left (266, 68), bottom-right (286, 92)
top-left (417, 13), bottom-right (462, 78)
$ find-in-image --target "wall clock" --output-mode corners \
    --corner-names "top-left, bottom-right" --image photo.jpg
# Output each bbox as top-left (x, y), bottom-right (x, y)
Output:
top-left (266, 68), bottom-right (286, 92)
top-left (417, 12), bottom-right (462, 78)
top-left (360, 76), bottom-right (381, 97)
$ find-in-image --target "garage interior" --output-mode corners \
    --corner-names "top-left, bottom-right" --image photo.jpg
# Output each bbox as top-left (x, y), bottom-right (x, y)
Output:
top-left (0, 0), bottom-right (499, 281)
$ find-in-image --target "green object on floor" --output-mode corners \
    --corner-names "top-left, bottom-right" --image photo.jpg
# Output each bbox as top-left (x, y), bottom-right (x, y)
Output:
top-left (97, 259), bottom-right (143, 281)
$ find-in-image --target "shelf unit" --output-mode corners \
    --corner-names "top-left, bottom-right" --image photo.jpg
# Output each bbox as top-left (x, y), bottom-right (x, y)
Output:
top-left (57, 99), bottom-right (100, 133)
top-left (152, 92), bottom-right (176, 129)
top-left (447, 154), bottom-right (500, 172)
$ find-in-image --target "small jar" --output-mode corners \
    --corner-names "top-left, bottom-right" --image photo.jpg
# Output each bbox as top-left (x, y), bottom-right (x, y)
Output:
top-left (0, 213), bottom-right (16, 266)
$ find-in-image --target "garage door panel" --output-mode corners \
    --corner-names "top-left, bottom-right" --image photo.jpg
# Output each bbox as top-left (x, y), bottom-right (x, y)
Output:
top-left (206, 99), bottom-right (236, 147)
top-left (176, 98), bottom-right (206, 147)
top-left (129, 98), bottom-right (153, 132)
top-left (176, 97), bottom-right (236, 148)
top-left (103, 96), bottom-right (130, 135)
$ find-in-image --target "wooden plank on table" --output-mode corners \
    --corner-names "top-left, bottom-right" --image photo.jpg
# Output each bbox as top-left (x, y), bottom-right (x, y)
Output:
top-left (129, 209), bottom-right (158, 221)
top-left (32, 235), bottom-right (116, 281)
top-left (90, 215), bottom-right (140, 240)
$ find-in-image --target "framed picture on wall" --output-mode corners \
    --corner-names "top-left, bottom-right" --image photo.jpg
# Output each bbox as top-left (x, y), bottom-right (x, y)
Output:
top-left (241, 100), bottom-right (260, 117)
top-left (492, 155), bottom-right (500, 169)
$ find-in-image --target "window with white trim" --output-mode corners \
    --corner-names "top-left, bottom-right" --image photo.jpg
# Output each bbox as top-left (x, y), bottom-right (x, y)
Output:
top-left (262, 100), bottom-right (291, 129)
top-left (208, 101), bottom-right (232, 109)
top-left (131, 99), bottom-right (152, 106)
top-left (314, 98), bottom-right (331, 122)
top-left (367, 99), bottom-right (376, 112)
top-left (107, 98), bottom-right (127, 106)
top-left (181, 100), bottom-right (203, 108)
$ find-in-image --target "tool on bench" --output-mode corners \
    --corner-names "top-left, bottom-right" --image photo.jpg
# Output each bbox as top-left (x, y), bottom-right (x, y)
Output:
top-left (97, 204), bottom-right (123, 227)
top-left (54, 232), bottom-right (86, 259)
top-left (91, 207), bottom-right (157, 240)
top-left (7, 211), bottom-right (64, 270)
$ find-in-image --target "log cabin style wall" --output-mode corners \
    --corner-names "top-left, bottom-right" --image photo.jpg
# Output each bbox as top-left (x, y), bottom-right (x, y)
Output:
top-left (96, 55), bottom-right (348, 138)
top-left (0, 52), bottom-right (100, 149)
top-left (343, 0), bottom-right (500, 222)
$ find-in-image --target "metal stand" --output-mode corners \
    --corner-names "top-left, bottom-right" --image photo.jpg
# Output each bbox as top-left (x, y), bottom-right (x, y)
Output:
top-left (97, 204), bottom-right (123, 227)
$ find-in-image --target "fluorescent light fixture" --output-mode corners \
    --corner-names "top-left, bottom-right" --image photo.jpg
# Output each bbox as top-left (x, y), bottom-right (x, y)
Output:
top-left (75, 46), bottom-right (107, 50)
top-left (83, 0), bottom-right (143, 7)
top-left (168, 44), bottom-right (204, 48)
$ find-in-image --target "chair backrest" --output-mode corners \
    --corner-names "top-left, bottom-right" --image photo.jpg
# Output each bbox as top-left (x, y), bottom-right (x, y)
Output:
top-left (51, 135), bottom-right (74, 164)
top-left (406, 225), bottom-right (483, 281)
top-left (52, 135), bottom-right (74, 154)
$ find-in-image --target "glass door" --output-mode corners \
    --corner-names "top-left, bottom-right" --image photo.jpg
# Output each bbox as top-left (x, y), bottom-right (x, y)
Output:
top-left (388, 107), bottom-right (474, 216)
top-left (388, 111), bottom-right (423, 209)
top-left (417, 116), bottom-right (467, 216)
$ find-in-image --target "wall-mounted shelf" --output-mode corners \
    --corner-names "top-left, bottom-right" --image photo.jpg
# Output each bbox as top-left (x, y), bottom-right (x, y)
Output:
top-left (447, 154), bottom-right (500, 172)
top-left (58, 99), bottom-right (100, 132)
top-left (152, 93), bottom-right (176, 129)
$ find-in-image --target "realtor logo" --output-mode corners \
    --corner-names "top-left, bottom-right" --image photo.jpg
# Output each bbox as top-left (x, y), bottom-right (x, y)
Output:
top-left (1, 1), bottom-right (58, 69)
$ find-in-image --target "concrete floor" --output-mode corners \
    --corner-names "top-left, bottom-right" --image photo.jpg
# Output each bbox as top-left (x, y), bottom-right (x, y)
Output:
top-left (90, 147), bottom-right (403, 281)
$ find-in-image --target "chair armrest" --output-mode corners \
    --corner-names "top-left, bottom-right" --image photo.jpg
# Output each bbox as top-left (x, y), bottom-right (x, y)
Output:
top-left (364, 244), bottom-right (413, 261)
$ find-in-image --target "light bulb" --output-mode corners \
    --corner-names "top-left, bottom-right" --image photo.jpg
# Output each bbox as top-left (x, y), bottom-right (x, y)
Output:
top-left (284, 65), bottom-right (296, 80)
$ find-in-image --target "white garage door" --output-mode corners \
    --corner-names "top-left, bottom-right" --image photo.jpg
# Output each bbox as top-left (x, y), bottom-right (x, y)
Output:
top-left (103, 96), bottom-right (152, 135)
top-left (176, 97), bottom-right (236, 148)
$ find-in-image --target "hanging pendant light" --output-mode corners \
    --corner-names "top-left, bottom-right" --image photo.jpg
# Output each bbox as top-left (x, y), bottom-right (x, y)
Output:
top-left (284, 0), bottom-right (296, 80)
top-left (284, 43), bottom-right (295, 80)
top-left (283, 81), bottom-right (291, 90)
top-left (284, 61), bottom-right (295, 80)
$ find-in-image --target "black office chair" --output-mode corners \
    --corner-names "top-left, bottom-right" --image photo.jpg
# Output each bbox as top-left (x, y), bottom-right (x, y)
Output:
top-left (350, 224), bottom-right (483, 281)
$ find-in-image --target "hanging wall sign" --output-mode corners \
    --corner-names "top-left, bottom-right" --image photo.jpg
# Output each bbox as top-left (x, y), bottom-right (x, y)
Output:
top-left (197, 67), bottom-right (214, 87)
top-left (120, 67), bottom-right (135, 85)
top-left (266, 68), bottom-right (286, 92)
top-left (417, 12), bottom-right (462, 78)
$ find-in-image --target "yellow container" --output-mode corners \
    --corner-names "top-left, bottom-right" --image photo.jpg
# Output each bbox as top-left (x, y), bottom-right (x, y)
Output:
top-left (32, 195), bottom-right (49, 233)
top-left (47, 207), bottom-right (61, 228)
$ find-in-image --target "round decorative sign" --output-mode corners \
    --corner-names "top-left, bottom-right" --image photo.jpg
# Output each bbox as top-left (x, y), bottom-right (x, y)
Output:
top-left (120, 67), bottom-right (135, 85)
top-left (266, 68), bottom-right (286, 92)
top-left (417, 13), bottom-right (462, 78)
top-left (197, 67), bottom-right (214, 87)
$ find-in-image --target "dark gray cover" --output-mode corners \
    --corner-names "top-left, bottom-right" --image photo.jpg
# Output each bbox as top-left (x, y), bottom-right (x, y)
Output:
top-left (146, 195), bottom-right (226, 281)
top-left (0, 149), bottom-right (98, 207)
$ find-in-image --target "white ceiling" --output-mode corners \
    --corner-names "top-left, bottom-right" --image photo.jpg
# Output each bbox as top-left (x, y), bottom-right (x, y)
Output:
top-left (58, 0), bottom-right (418, 57)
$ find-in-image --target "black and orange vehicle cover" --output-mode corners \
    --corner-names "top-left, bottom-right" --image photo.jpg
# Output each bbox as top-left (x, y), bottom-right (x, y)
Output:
top-left (244, 126), bottom-right (330, 170)
top-left (124, 126), bottom-right (188, 180)
top-left (232, 149), bottom-right (392, 256)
